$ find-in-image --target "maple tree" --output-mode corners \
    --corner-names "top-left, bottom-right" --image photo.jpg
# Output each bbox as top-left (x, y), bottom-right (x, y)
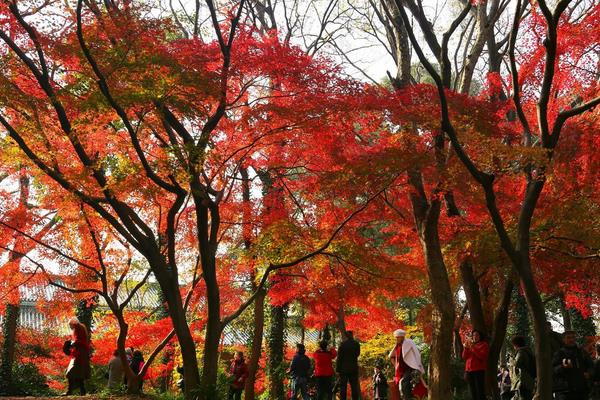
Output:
top-left (0, 0), bottom-right (599, 398)
top-left (390, 0), bottom-right (600, 398)
top-left (0, 0), bottom-right (391, 397)
top-left (0, 163), bottom-right (57, 393)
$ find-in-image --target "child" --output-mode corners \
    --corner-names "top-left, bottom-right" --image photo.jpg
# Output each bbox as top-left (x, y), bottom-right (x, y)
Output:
top-left (373, 362), bottom-right (388, 400)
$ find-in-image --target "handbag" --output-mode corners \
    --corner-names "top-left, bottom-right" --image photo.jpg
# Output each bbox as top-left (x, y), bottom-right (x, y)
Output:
top-left (62, 339), bottom-right (72, 356)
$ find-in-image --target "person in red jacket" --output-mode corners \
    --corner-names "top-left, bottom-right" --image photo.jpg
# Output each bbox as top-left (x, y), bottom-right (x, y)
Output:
top-left (228, 351), bottom-right (249, 400)
top-left (313, 340), bottom-right (337, 400)
top-left (462, 329), bottom-right (490, 400)
top-left (64, 317), bottom-right (91, 395)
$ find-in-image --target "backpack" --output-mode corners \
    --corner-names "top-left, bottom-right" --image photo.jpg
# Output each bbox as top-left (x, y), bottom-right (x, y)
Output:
top-left (62, 339), bottom-right (72, 356)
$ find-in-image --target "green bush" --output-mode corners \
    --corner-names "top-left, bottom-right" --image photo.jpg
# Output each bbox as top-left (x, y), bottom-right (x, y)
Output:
top-left (9, 362), bottom-right (55, 396)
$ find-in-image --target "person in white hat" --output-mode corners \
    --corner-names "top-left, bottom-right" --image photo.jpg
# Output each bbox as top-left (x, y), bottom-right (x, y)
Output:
top-left (388, 329), bottom-right (425, 399)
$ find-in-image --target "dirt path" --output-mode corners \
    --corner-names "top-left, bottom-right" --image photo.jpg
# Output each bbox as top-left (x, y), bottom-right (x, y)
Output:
top-left (0, 397), bottom-right (150, 400)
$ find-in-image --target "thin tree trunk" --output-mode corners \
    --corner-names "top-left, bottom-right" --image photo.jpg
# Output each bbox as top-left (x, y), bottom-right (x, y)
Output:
top-left (419, 227), bottom-right (455, 400)
top-left (559, 294), bottom-right (572, 330)
top-left (407, 169), bottom-right (455, 400)
top-left (200, 262), bottom-right (223, 399)
top-left (459, 259), bottom-right (487, 334)
top-left (336, 305), bottom-right (347, 335)
top-left (0, 304), bottom-right (20, 394)
top-left (242, 165), bottom-right (266, 400)
top-left (519, 263), bottom-right (552, 400)
top-left (486, 279), bottom-right (513, 400)
top-left (155, 272), bottom-right (201, 400)
top-left (113, 311), bottom-right (144, 395)
top-left (267, 302), bottom-right (287, 400)
top-left (245, 288), bottom-right (266, 400)
top-left (513, 290), bottom-right (530, 338)
top-left (156, 290), bottom-right (172, 393)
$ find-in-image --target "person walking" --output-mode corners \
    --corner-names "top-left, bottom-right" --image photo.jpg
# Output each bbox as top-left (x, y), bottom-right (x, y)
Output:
top-left (228, 351), bottom-right (249, 400)
top-left (337, 330), bottom-right (361, 400)
top-left (107, 349), bottom-right (124, 390)
top-left (313, 340), bottom-right (337, 400)
top-left (64, 317), bottom-right (91, 395)
top-left (290, 343), bottom-right (311, 400)
top-left (388, 329), bottom-right (425, 399)
top-left (373, 361), bottom-right (388, 400)
top-left (462, 329), bottom-right (489, 400)
top-left (510, 336), bottom-right (536, 400)
top-left (552, 330), bottom-right (594, 400)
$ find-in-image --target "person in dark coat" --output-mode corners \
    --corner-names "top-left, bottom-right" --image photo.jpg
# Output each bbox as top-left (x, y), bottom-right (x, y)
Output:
top-left (510, 336), bottom-right (536, 400)
top-left (130, 350), bottom-right (145, 391)
top-left (373, 362), bottom-right (388, 400)
top-left (313, 340), bottom-right (337, 400)
top-left (228, 351), bottom-right (249, 400)
top-left (552, 330), bottom-right (594, 400)
top-left (65, 317), bottom-right (91, 395)
top-left (290, 343), bottom-right (311, 400)
top-left (336, 330), bottom-right (361, 400)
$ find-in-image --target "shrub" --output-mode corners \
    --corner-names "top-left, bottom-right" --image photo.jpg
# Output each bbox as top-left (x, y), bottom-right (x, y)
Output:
top-left (8, 362), bottom-right (55, 396)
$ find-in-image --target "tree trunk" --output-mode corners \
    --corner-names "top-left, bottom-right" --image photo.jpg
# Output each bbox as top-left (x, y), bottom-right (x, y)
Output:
top-left (486, 279), bottom-right (513, 400)
top-left (242, 165), bottom-right (266, 400)
top-left (267, 302), bottom-right (287, 400)
top-left (114, 313), bottom-right (142, 395)
top-left (173, 320), bottom-right (200, 397)
top-left (200, 261), bottom-right (223, 399)
top-left (420, 230), bottom-right (455, 400)
top-left (299, 306), bottom-right (305, 345)
top-left (513, 290), bottom-right (530, 338)
top-left (0, 304), bottom-right (19, 394)
top-left (407, 168), bottom-right (455, 400)
top-left (518, 265), bottom-right (552, 400)
top-left (458, 0), bottom-right (489, 93)
top-left (244, 288), bottom-right (266, 400)
top-left (336, 305), bottom-right (347, 335)
top-left (459, 259), bottom-right (487, 334)
top-left (559, 295), bottom-right (572, 331)
top-left (154, 271), bottom-right (201, 400)
top-left (416, 202), bottom-right (455, 399)
top-left (156, 290), bottom-right (172, 393)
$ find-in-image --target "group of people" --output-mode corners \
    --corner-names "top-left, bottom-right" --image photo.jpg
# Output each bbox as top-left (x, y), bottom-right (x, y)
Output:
top-left (62, 317), bottom-right (146, 395)
top-left (106, 346), bottom-right (146, 390)
top-left (463, 324), bottom-right (600, 400)
top-left (287, 330), bottom-right (363, 400)
top-left (63, 315), bottom-right (599, 400)
top-left (228, 329), bottom-right (427, 400)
